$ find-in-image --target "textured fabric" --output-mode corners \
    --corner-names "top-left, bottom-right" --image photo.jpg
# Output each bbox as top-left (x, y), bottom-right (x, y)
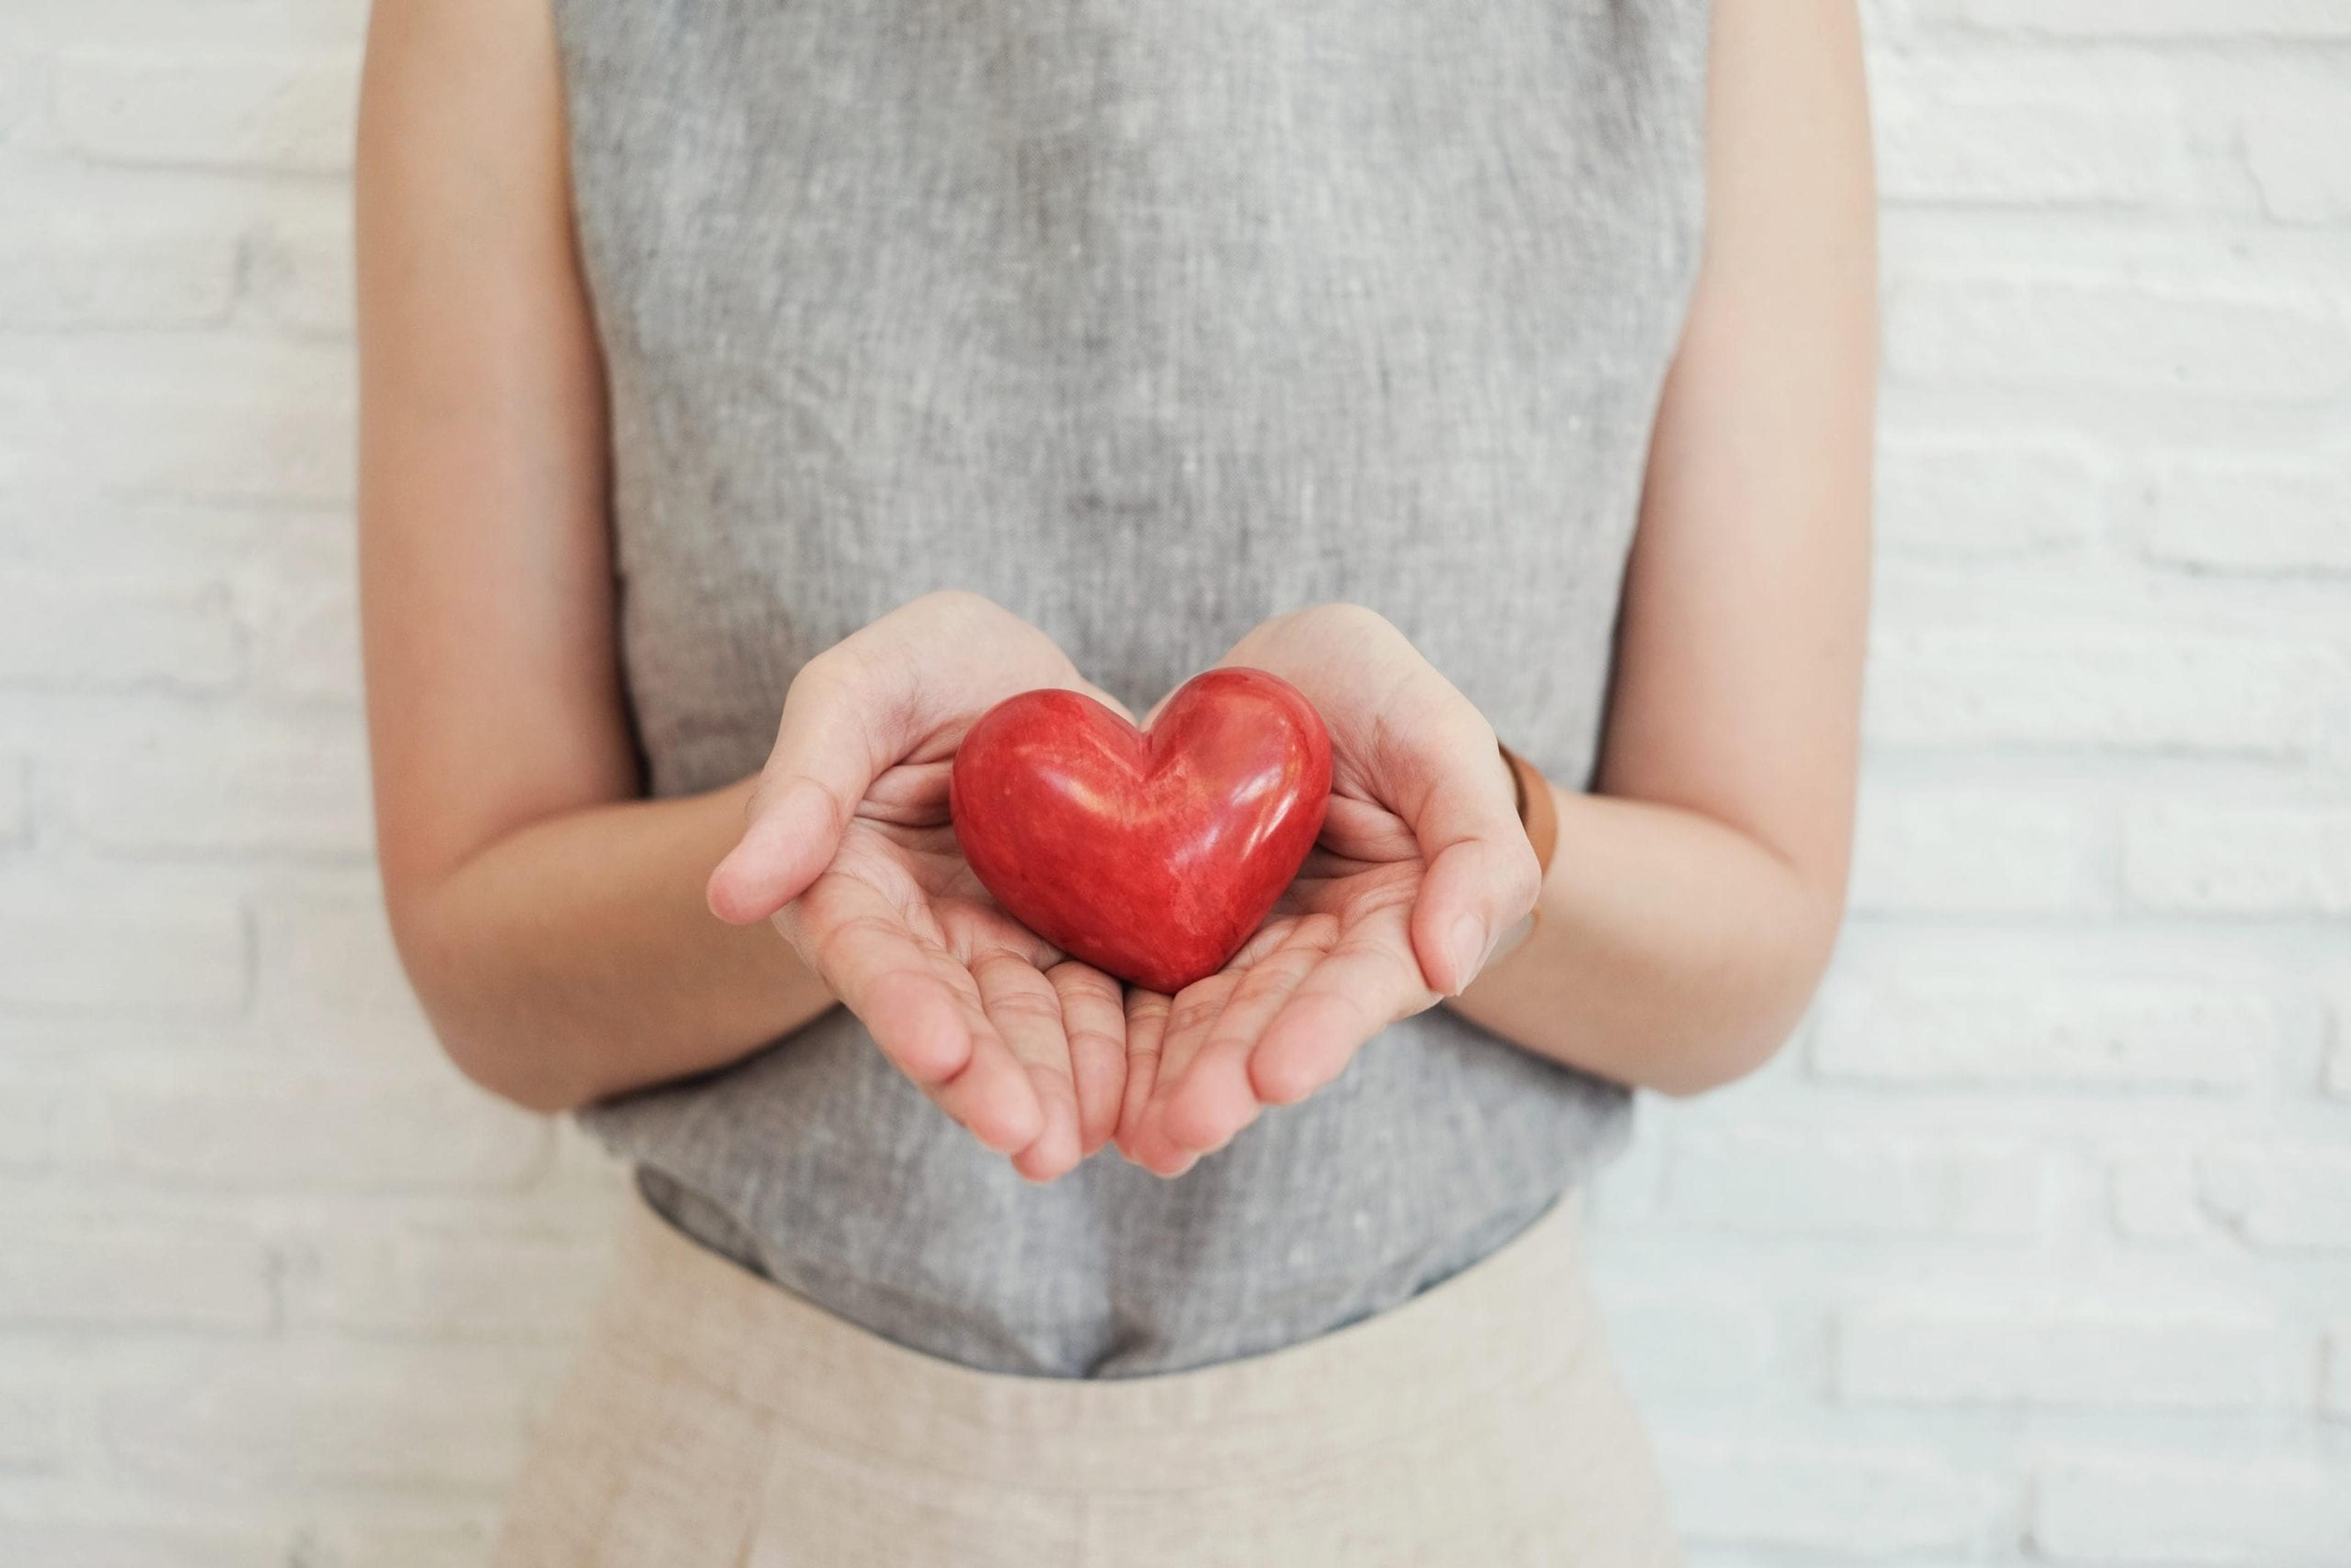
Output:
top-left (492, 1184), bottom-right (1682, 1566)
top-left (557, 0), bottom-right (1712, 1375)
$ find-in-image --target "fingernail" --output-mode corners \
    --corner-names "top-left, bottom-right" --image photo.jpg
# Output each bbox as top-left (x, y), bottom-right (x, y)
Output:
top-left (1448, 913), bottom-right (1486, 992)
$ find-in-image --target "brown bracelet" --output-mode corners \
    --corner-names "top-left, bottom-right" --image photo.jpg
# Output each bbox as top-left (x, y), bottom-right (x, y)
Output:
top-left (1498, 740), bottom-right (1558, 880)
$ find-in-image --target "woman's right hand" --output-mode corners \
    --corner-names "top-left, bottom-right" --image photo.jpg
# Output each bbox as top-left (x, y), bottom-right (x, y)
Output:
top-left (707, 592), bottom-right (1129, 1182)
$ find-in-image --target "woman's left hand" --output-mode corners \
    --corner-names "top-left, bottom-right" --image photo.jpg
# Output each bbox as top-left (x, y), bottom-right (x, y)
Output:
top-left (1114, 606), bottom-right (1543, 1176)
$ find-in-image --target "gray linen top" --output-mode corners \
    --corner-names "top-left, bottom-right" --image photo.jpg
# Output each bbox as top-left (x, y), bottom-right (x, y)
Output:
top-left (558, 0), bottom-right (1711, 1378)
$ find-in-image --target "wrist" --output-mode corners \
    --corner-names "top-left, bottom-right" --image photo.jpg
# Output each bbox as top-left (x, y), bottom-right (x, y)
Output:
top-left (1496, 741), bottom-right (1559, 883)
top-left (1477, 742), bottom-right (1557, 979)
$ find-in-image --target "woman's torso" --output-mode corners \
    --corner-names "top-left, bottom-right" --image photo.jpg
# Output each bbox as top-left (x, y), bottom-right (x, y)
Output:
top-left (558, 0), bottom-right (1709, 1376)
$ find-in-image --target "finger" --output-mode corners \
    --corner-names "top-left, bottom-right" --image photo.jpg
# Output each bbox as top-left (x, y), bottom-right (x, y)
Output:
top-left (1248, 925), bottom-right (1432, 1108)
top-left (781, 879), bottom-right (1042, 1155)
top-left (1123, 977), bottom-right (1240, 1176)
top-left (710, 592), bottom-right (1115, 926)
top-left (1314, 793), bottom-right (1420, 865)
top-left (1402, 743), bottom-right (1541, 997)
top-left (970, 949), bottom-right (1086, 1182)
top-left (1120, 1108), bottom-right (1196, 1181)
top-left (1115, 990), bottom-right (1171, 1160)
top-left (1294, 645), bottom-right (1531, 995)
top-left (1410, 838), bottom-right (1522, 996)
top-left (1157, 916), bottom-right (1335, 1155)
top-left (708, 658), bottom-right (895, 925)
top-left (1120, 915), bottom-right (1310, 1169)
top-left (1138, 910), bottom-right (1299, 1078)
top-left (1144, 973), bottom-right (1242, 1111)
top-left (860, 759), bottom-right (953, 827)
top-left (1051, 962), bottom-right (1129, 1157)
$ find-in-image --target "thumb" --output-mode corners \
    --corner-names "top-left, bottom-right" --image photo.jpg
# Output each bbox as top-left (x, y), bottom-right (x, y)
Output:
top-left (706, 661), bottom-right (894, 925)
top-left (1406, 743), bottom-right (1542, 996)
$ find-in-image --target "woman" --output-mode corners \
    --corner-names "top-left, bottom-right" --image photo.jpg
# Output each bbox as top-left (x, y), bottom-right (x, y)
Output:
top-left (356, 0), bottom-right (1872, 1558)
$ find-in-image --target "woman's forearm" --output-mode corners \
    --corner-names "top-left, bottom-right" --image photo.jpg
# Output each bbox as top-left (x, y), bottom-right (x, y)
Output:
top-left (1453, 0), bottom-right (1875, 1098)
top-left (392, 777), bottom-right (836, 1113)
top-left (1445, 781), bottom-right (1845, 1097)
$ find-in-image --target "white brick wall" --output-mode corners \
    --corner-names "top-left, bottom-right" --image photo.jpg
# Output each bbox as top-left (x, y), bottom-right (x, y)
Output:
top-left (2034, 1453), bottom-right (2351, 1564)
top-left (1, 0), bottom-right (2345, 1560)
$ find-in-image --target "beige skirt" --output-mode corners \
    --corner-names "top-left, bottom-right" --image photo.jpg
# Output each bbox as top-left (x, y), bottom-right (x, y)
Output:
top-left (493, 1185), bottom-right (1681, 1567)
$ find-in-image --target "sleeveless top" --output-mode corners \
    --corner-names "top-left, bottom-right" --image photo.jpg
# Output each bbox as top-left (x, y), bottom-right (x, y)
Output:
top-left (556, 0), bottom-right (1711, 1378)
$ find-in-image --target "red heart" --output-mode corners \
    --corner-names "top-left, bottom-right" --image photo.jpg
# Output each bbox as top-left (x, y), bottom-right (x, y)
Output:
top-left (950, 668), bottom-right (1333, 994)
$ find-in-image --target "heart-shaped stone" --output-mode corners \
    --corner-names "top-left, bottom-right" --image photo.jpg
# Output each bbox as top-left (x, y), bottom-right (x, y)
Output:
top-left (950, 668), bottom-right (1332, 994)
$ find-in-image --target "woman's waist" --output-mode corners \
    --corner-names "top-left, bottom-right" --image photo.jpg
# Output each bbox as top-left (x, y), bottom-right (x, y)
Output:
top-left (589, 1163), bottom-right (1600, 1489)
top-left (579, 1011), bottom-right (1632, 1379)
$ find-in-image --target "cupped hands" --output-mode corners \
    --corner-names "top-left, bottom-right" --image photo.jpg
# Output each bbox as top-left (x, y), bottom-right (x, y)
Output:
top-left (710, 596), bottom-right (1542, 1182)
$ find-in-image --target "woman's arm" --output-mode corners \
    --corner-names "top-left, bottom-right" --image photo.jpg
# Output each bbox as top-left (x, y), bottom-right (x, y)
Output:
top-left (357, 0), bottom-right (831, 1112)
top-left (1447, 0), bottom-right (1876, 1095)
